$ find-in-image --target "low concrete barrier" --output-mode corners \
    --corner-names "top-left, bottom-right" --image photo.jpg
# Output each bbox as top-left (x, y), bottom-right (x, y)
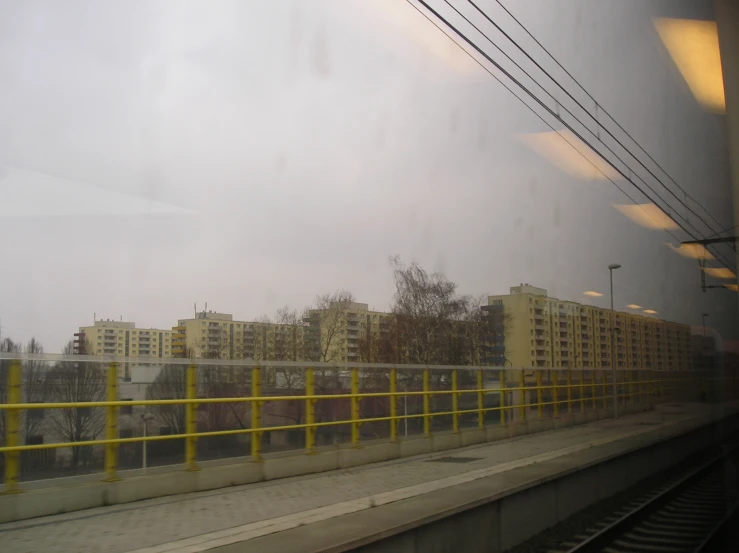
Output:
top-left (0, 401), bottom-right (651, 523)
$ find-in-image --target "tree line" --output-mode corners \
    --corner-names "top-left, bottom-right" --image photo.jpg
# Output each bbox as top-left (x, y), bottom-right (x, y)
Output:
top-left (1, 338), bottom-right (107, 470)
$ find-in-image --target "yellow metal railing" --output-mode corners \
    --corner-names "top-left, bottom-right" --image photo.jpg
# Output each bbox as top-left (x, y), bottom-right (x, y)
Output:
top-left (0, 355), bottom-right (731, 493)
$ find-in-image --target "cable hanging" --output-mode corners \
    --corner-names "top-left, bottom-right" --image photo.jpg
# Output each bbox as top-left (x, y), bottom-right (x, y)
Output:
top-left (450, 0), bottom-right (733, 260)
top-left (491, 0), bottom-right (731, 237)
top-left (406, 0), bottom-right (734, 271)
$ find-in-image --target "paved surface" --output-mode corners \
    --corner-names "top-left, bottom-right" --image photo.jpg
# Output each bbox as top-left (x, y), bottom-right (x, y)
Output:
top-left (0, 404), bottom-right (721, 553)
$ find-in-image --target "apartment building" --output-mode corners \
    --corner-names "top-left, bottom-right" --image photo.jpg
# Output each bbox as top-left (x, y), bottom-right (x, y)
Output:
top-left (485, 284), bottom-right (691, 370)
top-left (73, 319), bottom-right (174, 378)
top-left (304, 302), bottom-right (390, 363)
top-left (171, 310), bottom-right (306, 361)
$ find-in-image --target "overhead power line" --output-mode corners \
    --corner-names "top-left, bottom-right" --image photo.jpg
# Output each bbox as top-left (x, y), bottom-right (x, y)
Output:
top-left (454, 0), bottom-right (735, 264)
top-left (443, 0), bottom-right (727, 261)
top-left (470, 0), bottom-right (735, 253)
top-left (406, 0), bottom-right (734, 271)
top-left (401, 1), bottom-right (677, 239)
top-left (490, 0), bottom-right (730, 237)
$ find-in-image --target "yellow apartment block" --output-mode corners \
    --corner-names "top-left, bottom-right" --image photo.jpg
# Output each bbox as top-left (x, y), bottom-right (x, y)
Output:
top-left (304, 302), bottom-right (390, 363)
top-left (73, 319), bottom-right (174, 378)
top-left (171, 310), bottom-right (306, 361)
top-left (488, 284), bottom-right (691, 370)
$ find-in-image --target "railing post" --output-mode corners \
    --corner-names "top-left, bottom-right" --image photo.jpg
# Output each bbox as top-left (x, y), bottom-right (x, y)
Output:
top-left (591, 369), bottom-right (596, 410)
top-left (423, 369), bottom-right (431, 437)
top-left (566, 369), bottom-right (573, 414)
top-left (251, 366), bottom-right (262, 462)
top-left (536, 370), bottom-right (543, 419)
top-left (520, 369), bottom-right (527, 421)
top-left (602, 369), bottom-right (607, 410)
top-left (477, 370), bottom-right (485, 429)
top-left (452, 370), bottom-right (460, 432)
top-left (185, 364), bottom-right (199, 471)
top-left (389, 368), bottom-right (399, 442)
top-left (305, 367), bottom-right (316, 454)
top-left (351, 368), bottom-right (361, 448)
top-left (580, 369), bottom-right (585, 413)
top-left (104, 362), bottom-right (120, 482)
top-left (3, 359), bottom-right (22, 494)
top-left (499, 369), bottom-right (506, 426)
top-left (552, 370), bottom-right (559, 418)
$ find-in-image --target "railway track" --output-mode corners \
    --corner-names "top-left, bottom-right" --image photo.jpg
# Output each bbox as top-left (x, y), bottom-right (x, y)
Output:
top-left (545, 448), bottom-right (739, 553)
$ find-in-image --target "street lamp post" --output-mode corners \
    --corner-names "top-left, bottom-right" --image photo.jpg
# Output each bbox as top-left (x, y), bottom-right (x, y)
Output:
top-left (609, 263), bottom-right (621, 419)
top-left (403, 381), bottom-right (408, 437)
top-left (141, 412), bottom-right (154, 472)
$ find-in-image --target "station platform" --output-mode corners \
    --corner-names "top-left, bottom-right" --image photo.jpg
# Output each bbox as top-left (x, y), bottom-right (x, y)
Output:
top-left (1, 401), bottom-right (737, 553)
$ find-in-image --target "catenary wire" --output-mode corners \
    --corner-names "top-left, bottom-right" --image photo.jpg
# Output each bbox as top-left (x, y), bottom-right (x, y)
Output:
top-left (402, 0), bottom-right (678, 239)
top-left (491, 0), bottom-right (732, 238)
top-left (448, 0), bottom-right (734, 262)
top-left (407, 0), bottom-right (734, 270)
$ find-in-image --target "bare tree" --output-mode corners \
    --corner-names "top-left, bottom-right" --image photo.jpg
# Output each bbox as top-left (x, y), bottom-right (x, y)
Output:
top-left (23, 338), bottom-right (49, 442)
top-left (304, 290), bottom-right (355, 362)
top-left (387, 256), bottom-right (471, 366)
top-left (146, 365), bottom-right (187, 435)
top-left (245, 317), bottom-right (272, 362)
top-left (45, 341), bottom-right (107, 468)
top-left (0, 338), bottom-right (21, 448)
top-left (357, 314), bottom-right (396, 364)
top-left (198, 366), bottom-right (250, 432)
top-left (273, 307), bottom-right (305, 363)
top-left (259, 307), bottom-right (307, 429)
top-left (145, 362), bottom-right (251, 461)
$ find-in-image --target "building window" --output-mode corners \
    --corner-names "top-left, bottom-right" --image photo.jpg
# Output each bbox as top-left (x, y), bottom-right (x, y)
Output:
top-left (26, 435), bottom-right (43, 445)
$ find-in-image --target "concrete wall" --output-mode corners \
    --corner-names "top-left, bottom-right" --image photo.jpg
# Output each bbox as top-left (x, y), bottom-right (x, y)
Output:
top-left (0, 399), bottom-right (653, 523)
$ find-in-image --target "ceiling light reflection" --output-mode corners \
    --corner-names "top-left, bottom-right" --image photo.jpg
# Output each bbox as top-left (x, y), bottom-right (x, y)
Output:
top-left (702, 267), bottom-right (736, 279)
top-left (653, 18), bottom-right (725, 113)
top-left (613, 204), bottom-right (679, 230)
top-left (666, 243), bottom-right (715, 260)
top-left (518, 130), bottom-right (620, 181)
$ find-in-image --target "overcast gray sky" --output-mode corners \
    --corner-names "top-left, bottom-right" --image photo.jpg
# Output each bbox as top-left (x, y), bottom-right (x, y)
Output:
top-left (0, 0), bottom-right (735, 352)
